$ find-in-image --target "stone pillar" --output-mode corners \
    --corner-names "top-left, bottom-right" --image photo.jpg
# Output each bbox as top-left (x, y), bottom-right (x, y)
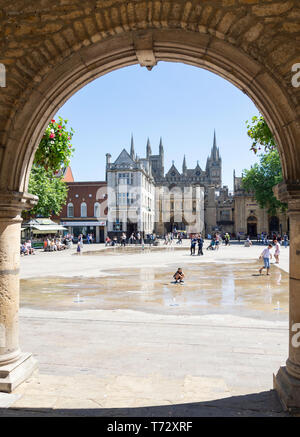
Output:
top-left (95, 226), bottom-right (100, 243)
top-left (0, 191), bottom-right (38, 393)
top-left (274, 183), bottom-right (300, 411)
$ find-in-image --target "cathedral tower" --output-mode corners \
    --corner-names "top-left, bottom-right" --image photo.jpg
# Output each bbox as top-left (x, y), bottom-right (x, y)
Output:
top-left (206, 130), bottom-right (222, 188)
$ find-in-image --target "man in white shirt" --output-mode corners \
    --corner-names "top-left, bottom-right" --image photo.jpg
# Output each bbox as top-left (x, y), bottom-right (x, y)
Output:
top-left (259, 244), bottom-right (273, 275)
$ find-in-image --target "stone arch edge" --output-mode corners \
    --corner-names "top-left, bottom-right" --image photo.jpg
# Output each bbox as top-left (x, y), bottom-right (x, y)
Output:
top-left (0, 28), bottom-right (299, 195)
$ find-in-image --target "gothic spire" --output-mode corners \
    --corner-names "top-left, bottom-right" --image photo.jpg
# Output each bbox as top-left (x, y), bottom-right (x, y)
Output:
top-left (212, 129), bottom-right (218, 160)
top-left (130, 133), bottom-right (135, 159)
top-left (182, 155), bottom-right (187, 174)
top-left (159, 137), bottom-right (163, 153)
top-left (146, 137), bottom-right (152, 158)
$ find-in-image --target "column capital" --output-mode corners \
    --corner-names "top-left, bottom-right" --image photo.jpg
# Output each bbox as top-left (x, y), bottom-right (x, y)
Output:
top-left (274, 182), bottom-right (300, 211)
top-left (0, 191), bottom-right (38, 219)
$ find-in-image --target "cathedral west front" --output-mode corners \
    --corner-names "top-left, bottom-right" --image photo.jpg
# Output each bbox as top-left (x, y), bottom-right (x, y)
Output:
top-left (106, 132), bottom-right (289, 239)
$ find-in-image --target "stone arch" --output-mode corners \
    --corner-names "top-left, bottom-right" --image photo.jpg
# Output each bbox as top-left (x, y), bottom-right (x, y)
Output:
top-left (0, 1), bottom-right (300, 409)
top-left (247, 215), bottom-right (258, 237)
top-left (7, 26), bottom-right (298, 194)
top-left (269, 215), bottom-right (280, 233)
top-left (0, 2), bottom-right (299, 193)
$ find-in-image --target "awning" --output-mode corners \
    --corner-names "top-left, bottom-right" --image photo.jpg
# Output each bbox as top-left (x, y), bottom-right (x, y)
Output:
top-left (30, 225), bottom-right (67, 234)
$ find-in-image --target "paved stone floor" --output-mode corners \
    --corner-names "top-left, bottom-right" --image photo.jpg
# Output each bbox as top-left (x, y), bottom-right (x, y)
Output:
top-left (0, 241), bottom-right (291, 416)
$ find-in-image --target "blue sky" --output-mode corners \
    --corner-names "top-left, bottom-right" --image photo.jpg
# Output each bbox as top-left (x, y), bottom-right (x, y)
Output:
top-left (55, 62), bottom-right (260, 190)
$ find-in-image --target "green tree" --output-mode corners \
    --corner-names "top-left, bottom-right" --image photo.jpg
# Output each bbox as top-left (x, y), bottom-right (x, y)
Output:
top-left (27, 165), bottom-right (69, 218)
top-left (243, 115), bottom-right (286, 215)
top-left (25, 116), bottom-right (75, 218)
top-left (242, 150), bottom-right (286, 215)
top-left (246, 115), bottom-right (276, 154)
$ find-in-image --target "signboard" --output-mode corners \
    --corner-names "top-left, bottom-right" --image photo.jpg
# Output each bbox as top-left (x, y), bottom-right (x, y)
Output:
top-left (61, 221), bottom-right (106, 227)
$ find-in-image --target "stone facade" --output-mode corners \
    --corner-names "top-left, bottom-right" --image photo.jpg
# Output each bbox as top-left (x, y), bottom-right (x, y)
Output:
top-left (106, 141), bottom-right (156, 236)
top-left (106, 133), bottom-right (223, 236)
top-left (107, 133), bottom-right (288, 238)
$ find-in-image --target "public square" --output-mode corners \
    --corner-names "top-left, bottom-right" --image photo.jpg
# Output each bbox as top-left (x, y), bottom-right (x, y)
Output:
top-left (0, 241), bottom-right (290, 416)
top-left (1, 0), bottom-right (300, 418)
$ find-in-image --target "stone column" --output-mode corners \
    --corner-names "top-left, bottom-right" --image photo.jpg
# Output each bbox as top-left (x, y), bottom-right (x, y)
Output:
top-left (274, 183), bottom-right (300, 411)
top-left (0, 191), bottom-right (38, 393)
top-left (95, 225), bottom-right (100, 243)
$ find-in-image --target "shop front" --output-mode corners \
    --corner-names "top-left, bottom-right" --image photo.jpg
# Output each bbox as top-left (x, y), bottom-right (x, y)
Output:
top-left (60, 220), bottom-right (107, 243)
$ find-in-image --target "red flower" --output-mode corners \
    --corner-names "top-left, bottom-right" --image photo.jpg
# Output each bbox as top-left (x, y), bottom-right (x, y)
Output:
top-left (50, 133), bottom-right (55, 139)
top-left (51, 119), bottom-right (55, 123)
top-left (58, 125), bottom-right (62, 129)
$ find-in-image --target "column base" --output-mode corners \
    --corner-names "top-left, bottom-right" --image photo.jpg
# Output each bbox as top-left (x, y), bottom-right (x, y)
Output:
top-left (0, 352), bottom-right (38, 393)
top-left (274, 366), bottom-right (300, 413)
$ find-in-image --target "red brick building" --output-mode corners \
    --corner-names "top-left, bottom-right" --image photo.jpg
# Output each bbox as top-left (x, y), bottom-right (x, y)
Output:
top-left (55, 169), bottom-right (107, 242)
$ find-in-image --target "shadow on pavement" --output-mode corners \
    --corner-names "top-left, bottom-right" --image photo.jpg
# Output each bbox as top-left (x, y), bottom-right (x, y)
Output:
top-left (0, 390), bottom-right (289, 417)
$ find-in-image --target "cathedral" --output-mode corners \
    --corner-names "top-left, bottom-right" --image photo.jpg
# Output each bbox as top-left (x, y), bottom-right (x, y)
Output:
top-left (105, 132), bottom-right (288, 238)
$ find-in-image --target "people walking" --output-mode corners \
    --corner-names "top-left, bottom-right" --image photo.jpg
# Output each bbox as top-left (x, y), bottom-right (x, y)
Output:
top-left (197, 235), bottom-right (204, 256)
top-left (129, 233), bottom-right (135, 244)
top-left (190, 235), bottom-right (197, 255)
top-left (259, 243), bottom-right (273, 275)
top-left (121, 232), bottom-right (126, 247)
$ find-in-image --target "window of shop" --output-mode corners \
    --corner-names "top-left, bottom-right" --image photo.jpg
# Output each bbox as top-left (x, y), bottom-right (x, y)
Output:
top-left (81, 202), bottom-right (87, 217)
top-left (67, 203), bottom-right (74, 218)
top-left (94, 202), bottom-right (100, 217)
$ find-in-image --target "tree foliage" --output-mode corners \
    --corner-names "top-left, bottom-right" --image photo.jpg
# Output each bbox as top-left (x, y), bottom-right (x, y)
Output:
top-left (243, 115), bottom-right (287, 215)
top-left (27, 165), bottom-right (69, 218)
top-left (242, 150), bottom-right (286, 216)
top-left (246, 115), bottom-right (276, 154)
top-left (25, 117), bottom-right (74, 218)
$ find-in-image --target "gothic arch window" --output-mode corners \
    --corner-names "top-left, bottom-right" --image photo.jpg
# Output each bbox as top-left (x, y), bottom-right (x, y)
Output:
top-left (67, 203), bottom-right (74, 218)
top-left (94, 202), bottom-right (100, 218)
top-left (81, 202), bottom-right (87, 218)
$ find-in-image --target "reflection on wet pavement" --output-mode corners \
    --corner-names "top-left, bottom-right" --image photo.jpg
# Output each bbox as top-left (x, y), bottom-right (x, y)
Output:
top-left (80, 245), bottom-right (186, 255)
top-left (20, 261), bottom-right (288, 320)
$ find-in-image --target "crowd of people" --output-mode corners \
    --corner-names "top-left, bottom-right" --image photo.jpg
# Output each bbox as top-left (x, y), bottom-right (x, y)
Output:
top-left (43, 236), bottom-right (72, 252)
top-left (20, 240), bottom-right (35, 256)
top-left (105, 232), bottom-right (158, 247)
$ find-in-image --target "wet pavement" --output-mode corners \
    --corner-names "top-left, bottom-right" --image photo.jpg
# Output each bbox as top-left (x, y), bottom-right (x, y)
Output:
top-left (20, 260), bottom-right (288, 320)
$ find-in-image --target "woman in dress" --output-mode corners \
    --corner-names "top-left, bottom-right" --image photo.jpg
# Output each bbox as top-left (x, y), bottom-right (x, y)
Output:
top-left (274, 239), bottom-right (280, 264)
